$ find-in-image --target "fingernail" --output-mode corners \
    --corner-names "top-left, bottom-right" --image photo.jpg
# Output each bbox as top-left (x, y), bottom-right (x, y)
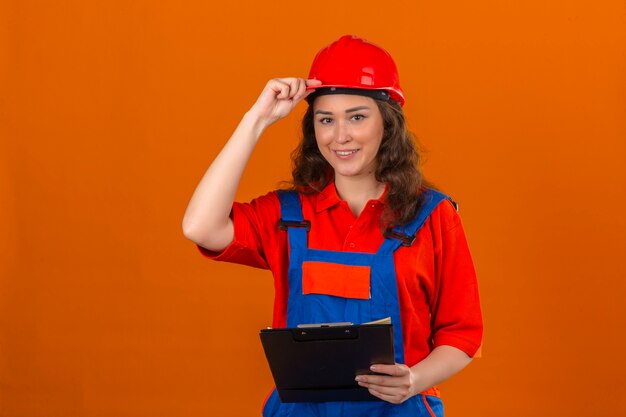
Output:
top-left (370, 365), bottom-right (378, 371)
top-left (355, 376), bottom-right (361, 382)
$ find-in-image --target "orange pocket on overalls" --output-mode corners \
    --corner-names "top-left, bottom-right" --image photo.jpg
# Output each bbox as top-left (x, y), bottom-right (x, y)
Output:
top-left (302, 261), bottom-right (371, 299)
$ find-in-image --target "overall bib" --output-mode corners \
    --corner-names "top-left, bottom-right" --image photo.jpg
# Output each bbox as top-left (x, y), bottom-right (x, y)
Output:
top-left (262, 189), bottom-right (451, 417)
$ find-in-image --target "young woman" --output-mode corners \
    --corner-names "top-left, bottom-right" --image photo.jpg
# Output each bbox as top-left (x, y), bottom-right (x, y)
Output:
top-left (183, 35), bottom-right (483, 417)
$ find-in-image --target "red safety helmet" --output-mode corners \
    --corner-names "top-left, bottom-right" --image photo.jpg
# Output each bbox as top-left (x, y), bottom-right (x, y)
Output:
top-left (307, 35), bottom-right (405, 106)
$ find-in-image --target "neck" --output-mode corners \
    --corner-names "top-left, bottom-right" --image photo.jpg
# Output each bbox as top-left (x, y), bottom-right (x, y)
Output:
top-left (334, 176), bottom-right (386, 218)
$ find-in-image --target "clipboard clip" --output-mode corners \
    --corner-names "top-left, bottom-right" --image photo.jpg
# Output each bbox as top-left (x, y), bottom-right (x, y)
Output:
top-left (291, 326), bottom-right (359, 342)
top-left (297, 322), bottom-right (353, 328)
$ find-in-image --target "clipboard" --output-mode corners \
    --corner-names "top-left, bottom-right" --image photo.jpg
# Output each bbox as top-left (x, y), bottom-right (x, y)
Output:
top-left (259, 322), bottom-right (394, 402)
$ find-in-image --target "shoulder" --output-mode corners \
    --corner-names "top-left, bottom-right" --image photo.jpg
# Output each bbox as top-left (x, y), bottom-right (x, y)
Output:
top-left (273, 188), bottom-right (320, 208)
top-left (240, 190), bottom-right (281, 209)
top-left (422, 189), bottom-right (463, 233)
top-left (238, 189), bottom-right (320, 218)
top-left (231, 191), bottom-right (282, 226)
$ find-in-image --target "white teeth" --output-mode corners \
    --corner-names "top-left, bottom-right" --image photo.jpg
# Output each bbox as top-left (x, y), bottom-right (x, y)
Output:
top-left (335, 150), bottom-right (357, 156)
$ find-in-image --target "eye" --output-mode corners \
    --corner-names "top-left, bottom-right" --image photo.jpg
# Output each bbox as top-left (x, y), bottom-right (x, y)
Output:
top-left (351, 114), bottom-right (366, 121)
top-left (318, 117), bottom-right (333, 124)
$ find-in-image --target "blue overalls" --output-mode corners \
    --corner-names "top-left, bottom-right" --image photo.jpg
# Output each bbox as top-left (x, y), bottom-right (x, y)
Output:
top-left (262, 189), bottom-right (452, 417)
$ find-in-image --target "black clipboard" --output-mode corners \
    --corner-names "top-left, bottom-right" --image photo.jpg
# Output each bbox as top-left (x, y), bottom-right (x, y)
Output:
top-left (259, 322), bottom-right (394, 402)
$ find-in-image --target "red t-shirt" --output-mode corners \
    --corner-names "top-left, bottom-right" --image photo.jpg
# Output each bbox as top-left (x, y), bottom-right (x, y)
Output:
top-left (199, 183), bottom-right (483, 366)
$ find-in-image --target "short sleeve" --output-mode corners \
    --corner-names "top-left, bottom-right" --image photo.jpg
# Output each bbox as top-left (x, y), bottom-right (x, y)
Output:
top-left (197, 191), bottom-right (282, 270)
top-left (430, 201), bottom-right (483, 358)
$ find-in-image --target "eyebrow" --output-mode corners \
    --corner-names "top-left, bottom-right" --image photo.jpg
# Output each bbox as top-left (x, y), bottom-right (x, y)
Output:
top-left (314, 105), bottom-right (371, 115)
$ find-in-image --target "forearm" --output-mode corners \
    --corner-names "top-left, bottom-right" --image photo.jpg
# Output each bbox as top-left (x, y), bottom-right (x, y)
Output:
top-left (182, 110), bottom-right (267, 251)
top-left (183, 78), bottom-right (317, 251)
top-left (408, 345), bottom-right (473, 395)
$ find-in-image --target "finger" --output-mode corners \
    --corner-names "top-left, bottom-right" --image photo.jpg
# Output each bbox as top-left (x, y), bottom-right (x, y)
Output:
top-left (356, 374), bottom-right (405, 387)
top-left (370, 363), bottom-right (409, 377)
top-left (304, 79), bottom-right (322, 96)
top-left (274, 78), bottom-right (300, 100)
top-left (359, 381), bottom-right (409, 397)
top-left (306, 78), bottom-right (323, 87)
top-left (292, 79), bottom-right (309, 102)
top-left (270, 79), bottom-right (291, 100)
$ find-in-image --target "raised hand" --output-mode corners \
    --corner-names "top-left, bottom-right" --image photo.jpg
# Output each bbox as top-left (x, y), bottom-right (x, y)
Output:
top-left (249, 78), bottom-right (322, 128)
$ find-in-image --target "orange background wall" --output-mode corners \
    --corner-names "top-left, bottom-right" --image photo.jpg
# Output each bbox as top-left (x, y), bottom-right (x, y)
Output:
top-left (1, 1), bottom-right (625, 416)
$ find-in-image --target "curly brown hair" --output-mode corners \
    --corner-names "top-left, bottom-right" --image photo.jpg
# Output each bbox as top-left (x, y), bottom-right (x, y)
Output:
top-left (290, 98), bottom-right (431, 227)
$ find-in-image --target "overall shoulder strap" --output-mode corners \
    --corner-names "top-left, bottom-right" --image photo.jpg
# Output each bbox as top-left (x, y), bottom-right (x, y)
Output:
top-left (378, 189), bottom-right (456, 254)
top-left (276, 189), bottom-right (310, 231)
top-left (276, 190), bottom-right (309, 254)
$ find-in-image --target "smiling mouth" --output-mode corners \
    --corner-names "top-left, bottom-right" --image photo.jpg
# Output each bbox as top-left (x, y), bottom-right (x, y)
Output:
top-left (333, 150), bottom-right (359, 156)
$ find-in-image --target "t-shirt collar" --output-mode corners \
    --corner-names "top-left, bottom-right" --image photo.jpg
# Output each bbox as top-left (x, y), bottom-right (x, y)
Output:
top-left (314, 181), bottom-right (388, 213)
top-left (315, 182), bottom-right (342, 213)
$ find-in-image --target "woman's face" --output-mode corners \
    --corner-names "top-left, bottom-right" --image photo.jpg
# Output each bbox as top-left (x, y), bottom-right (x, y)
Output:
top-left (312, 94), bottom-right (384, 182)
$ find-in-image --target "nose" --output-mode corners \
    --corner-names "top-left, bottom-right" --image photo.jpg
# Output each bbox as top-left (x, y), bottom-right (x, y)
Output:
top-left (334, 120), bottom-right (351, 144)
